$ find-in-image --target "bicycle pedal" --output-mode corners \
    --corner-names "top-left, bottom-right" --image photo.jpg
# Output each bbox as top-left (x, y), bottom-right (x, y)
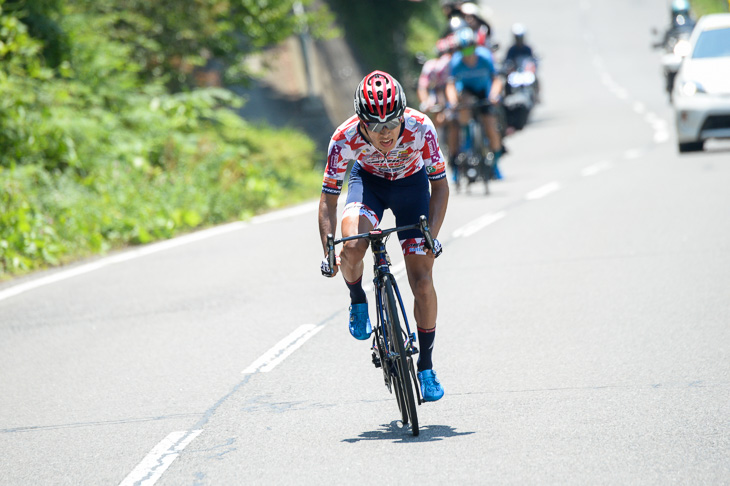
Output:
top-left (371, 351), bottom-right (382, 368)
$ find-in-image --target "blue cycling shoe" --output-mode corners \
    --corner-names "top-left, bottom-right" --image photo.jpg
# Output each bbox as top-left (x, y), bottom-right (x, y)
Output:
top-left (418, 369), bottom-right (444, 402)
top-left (348, 303), bottom-right (372, 340)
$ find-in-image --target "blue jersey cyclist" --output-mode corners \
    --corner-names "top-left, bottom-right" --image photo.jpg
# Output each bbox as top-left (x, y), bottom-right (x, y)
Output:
top-left (318, 70), bottom-right (450, 402)
top-left (446, 27), bottom-right (506, 179)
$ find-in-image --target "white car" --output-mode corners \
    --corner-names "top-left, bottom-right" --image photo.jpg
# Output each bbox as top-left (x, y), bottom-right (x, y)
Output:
top-left (672, 13), bottom-right (730, 153)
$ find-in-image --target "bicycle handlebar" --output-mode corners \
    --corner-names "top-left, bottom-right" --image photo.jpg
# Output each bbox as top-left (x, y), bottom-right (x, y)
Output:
top-left (325, 215), bottom-right (436, 272)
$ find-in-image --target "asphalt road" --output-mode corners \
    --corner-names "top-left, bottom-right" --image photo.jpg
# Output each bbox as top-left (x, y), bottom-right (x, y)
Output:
top-left (2, 0), bottom-right (729, 484)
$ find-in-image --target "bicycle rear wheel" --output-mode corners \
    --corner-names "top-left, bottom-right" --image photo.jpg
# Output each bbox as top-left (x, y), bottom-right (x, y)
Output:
top-left (383, 277), bottom-right (419, 436)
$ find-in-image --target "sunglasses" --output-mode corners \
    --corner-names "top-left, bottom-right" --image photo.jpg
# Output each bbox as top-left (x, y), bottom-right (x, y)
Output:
top-left (364, 117), bottom-right (402, 133)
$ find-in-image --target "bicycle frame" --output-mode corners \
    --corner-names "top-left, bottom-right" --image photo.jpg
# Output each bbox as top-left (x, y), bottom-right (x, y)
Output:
top-left (325, 215), bottom-right (436, 435)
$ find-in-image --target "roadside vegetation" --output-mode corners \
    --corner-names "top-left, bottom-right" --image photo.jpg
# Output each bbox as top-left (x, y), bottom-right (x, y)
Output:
top-left (0, 0), bottom-right (333, 279)
top-left (693, 0), bottom-right (730, 15)
top-left (324, 0), bottom-right (443, 94)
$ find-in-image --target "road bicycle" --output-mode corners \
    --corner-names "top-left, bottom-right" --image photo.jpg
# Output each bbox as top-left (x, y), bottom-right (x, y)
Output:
top-left (326, 216), bottom-right (437, 436)
top-left (453, 97), bottom-right (496, 195)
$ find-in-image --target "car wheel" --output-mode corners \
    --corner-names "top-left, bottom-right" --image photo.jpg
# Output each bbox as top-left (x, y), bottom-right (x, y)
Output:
top-left (678, 141), bottom-right (704, 153)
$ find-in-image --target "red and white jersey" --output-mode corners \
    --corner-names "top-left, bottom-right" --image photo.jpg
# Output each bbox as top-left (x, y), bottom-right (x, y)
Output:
top-left (418, 54), bottom-right (451, 92)
top-left (322, 108), bottom-right (446, 195)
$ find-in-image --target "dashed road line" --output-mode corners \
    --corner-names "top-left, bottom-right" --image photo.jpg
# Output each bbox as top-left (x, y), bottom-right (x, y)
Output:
top-left (525, 182), bottom-right (562, 200)
top-left (452, 211), bottom-right (506, 239)
top-left (119, 429), bottom-right (203, 486)
top-left (242, 324), bottom-right (324, 374)
top-left (581, 161), bottom-right (613, 177)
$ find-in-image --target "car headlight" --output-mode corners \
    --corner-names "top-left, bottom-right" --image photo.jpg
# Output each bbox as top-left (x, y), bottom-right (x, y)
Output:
top-left (673, 39), bottom-right (691, 57)
top-left (680, 80), bottom-right (706, 97)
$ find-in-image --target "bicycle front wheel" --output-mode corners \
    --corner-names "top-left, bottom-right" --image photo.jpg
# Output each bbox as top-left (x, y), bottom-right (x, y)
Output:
top-left (383, 277), bottom-right (419, 436)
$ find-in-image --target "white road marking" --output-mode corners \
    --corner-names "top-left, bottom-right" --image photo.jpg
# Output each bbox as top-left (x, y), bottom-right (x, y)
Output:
top-left (452, 212), bottom-right (506, 238)
top-left (242, 324), bottom-right (324, 374)
top-left (119, 429), bottom-right (203, 486)
top-left (250, 201), bottom-right (319, 225)
top-left (633, 102), bottom-right (646, 114)
top-left (624, 148), bottom-right (643, 159)
top-left (581, 161), bottom-right (613, 177)
top-left (654, 130), bottom-right (670, 144)
top-left (525, 182), bottom-right (561, 201)
top-left (0, 201), bottom-right (321, 302)
top-left (0, 222), bottom-right (248, 302)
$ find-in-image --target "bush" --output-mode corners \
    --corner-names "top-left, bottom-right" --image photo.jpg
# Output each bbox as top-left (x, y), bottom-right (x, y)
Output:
top-left (0, 2), bottom-right (322, 279)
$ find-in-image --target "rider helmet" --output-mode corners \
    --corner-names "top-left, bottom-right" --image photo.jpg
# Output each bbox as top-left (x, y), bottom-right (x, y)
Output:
top-left (354, 70), bottom-right (406, 124)
top-left (512, 23), bottom-right (526, 39)
top-left (460, 2), bottom-right (481, 17)
top-left (671, 0), bottom-right (690, 14)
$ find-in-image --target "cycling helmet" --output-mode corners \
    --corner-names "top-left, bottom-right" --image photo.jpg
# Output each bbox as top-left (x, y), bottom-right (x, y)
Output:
top-left (454, 27), bottom-right (477, 49)
top-left (354, 70), bottom-right (406, 124)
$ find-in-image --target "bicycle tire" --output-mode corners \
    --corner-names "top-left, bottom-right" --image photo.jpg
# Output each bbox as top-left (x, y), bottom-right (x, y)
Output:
top-left (471, 119), bottom-right (492, 194)
top-left (383, 278), bottom-right (419, 436)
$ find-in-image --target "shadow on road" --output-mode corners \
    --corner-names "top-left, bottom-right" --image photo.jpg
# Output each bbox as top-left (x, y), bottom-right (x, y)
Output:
top-left (342, 421), bottom-right (475, 443)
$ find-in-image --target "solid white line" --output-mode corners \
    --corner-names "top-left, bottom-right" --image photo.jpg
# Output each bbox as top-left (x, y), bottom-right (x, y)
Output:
top-left (581, 161), bottom-right (613, 177)
top-left (525, 182), bottom-right (561, 201)
top-left (0, 199), bottom-right (322, 302)
top-left (242, 324), bottom-right (324, 374)
top-left (250, 201), bottom-right (319, 225)
top-left (119, 429), bottom-right (203, 486)
top-left (0, 222), bottom-right (248, 302)
top-left (452, 211), bottom-right (505, 238)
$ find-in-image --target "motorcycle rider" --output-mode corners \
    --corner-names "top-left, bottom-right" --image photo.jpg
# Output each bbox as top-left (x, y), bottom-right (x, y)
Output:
top-left (662, 0), bottom-right (696, 47)
top-left (445, 27), bottom-right (505, 180)
top-left (440, 0), bottom-right (466, 37)
top-left (459, 2), bottom-right (493, 48)
top-left (504, 23), bottom-right (540, 103)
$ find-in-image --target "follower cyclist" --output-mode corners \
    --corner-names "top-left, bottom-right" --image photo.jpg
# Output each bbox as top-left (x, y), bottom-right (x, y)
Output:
top-left (446, 27), bottom-right (506, 179)
top-left (318, 70), bottom-right (449, 402)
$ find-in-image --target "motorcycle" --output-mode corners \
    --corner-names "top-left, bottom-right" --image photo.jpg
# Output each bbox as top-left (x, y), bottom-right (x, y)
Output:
top-left (653, 26), bottom-right (693, 102)
top-left (502, 56), bottom-right (537, 131)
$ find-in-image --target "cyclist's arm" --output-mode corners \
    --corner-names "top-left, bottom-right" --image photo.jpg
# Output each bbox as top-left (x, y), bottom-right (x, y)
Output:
top-left (445, 79), bottom-right (459, 107)
top-left (318, 192), bottom-right (339, 256)
top-left (428, 177), bottom-right (449, 239)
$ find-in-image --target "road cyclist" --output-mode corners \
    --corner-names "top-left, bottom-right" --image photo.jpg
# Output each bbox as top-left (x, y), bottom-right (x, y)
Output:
top-left (446, 27), bottom-right (506, 180)
top-left (318, 70), bottom-right (449, 403)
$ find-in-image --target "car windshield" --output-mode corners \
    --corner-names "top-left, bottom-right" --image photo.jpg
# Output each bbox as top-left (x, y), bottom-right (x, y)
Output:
top-left (692, 27), bottom-right (730, 58)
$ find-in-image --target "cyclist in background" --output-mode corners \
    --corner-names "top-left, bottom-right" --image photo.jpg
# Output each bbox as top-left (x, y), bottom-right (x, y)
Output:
top-left (417, 46), bottom-right (452, 135)
top-left (446, 27), bottom-right (505, 179)
top-left (318, 71), bottom-right (449, 402)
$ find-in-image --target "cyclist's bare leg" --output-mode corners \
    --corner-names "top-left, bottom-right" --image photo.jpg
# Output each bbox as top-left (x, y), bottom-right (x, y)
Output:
top-left (404, 253), bottom-right (437, 330)
top-left (339, 214), bottom-right (373, 284)
top-left (482, 113), bottom-right (502, 152)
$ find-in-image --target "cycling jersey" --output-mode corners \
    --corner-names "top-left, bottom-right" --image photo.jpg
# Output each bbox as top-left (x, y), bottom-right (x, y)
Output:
top-left (418, 54), bottom-right (451, 93)
top-left (322, 108), bottom-right (446, 195)
top-left (449, 47), bottom-right (497, 95)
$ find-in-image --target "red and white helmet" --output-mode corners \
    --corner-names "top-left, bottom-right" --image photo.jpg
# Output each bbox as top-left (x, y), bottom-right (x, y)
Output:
top-left (354, 70), bottom-right (407, 124)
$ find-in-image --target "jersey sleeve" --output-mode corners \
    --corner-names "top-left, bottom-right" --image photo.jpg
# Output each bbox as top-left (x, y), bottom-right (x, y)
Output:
top-left (420, 116), bottom-right (447, 181)
top-left (322, 134), bottom-right (349, 195)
